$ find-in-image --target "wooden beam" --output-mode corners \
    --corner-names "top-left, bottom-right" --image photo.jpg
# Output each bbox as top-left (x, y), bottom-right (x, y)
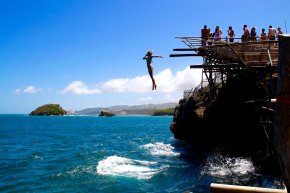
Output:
top-left (190, 64), bottom-right (244, 69)
top-left (226, 43), bottom-right (248, 67)
top-left (169, 54), bottom-right (204, 57)
top-left (173, 48), bottom-right (199, 51)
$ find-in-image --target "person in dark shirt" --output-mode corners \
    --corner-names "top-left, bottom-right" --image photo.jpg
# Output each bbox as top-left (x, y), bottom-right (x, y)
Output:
top-left (250, 27), bottom-right (257, 41)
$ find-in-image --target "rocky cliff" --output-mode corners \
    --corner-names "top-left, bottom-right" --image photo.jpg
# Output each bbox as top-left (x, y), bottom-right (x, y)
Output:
top-left (170, 70), bottom-right (276, 157)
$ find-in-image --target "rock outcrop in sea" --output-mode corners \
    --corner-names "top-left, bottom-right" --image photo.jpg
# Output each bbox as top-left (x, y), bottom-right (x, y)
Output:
top-left (99, 110), bottom-right (115, 117)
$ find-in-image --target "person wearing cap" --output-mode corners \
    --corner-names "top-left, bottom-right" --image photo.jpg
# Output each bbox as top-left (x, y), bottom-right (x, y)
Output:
top-left (143, 50), bottom-right (163, 90)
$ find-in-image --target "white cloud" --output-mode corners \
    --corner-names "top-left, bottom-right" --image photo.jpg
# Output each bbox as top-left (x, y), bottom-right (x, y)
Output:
top-left (62, 80), bottom-right (101, 95)
top-left (62, 67), bottom-right (202, 95)
top-left (13, 86), bottom-right (41, 95)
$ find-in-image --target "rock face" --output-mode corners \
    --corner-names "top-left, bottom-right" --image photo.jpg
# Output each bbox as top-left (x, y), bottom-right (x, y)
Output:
top-left (30, 104), bottom-right (67, 116)
top-left (170, 71), bottom-right (274, 155)
top-left (99, 110), bottom-right (115, 117)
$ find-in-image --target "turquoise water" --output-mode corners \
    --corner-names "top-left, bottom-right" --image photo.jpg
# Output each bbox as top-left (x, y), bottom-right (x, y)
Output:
top-left (0, 115), bottom-right (283, 193)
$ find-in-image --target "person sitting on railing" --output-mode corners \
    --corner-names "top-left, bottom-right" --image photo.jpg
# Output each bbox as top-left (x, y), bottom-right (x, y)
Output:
top-left (227, 26), bottom-right (235, 42)
top-left (213, 26), bottom-right (222, 41)
top-left (250, 27), bottom-right (257, 41)
top-left (201, 25), bottom-right (210, 46)
top-left (242, 24), bottom-right (250, 42)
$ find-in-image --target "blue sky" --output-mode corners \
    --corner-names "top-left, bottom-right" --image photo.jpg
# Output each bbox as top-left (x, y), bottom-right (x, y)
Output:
top-left (1, 0), bottom-right (289, 114)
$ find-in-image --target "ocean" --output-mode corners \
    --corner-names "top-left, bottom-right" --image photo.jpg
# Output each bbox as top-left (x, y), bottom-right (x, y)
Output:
top-left (0, 115), bottom-right (284, 193)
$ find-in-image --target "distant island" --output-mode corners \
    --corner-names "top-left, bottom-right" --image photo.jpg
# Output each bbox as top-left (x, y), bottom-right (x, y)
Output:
top-left (30, 104), bottom-right (67, 116)
top-left (68, 103), bottom-right (177, 116)
top-left (152, 108), bottom-right (175, 116)
top-left (99, 110), bottom-right (115, 117)
top-left (29, 103), bottom-right (176, 116)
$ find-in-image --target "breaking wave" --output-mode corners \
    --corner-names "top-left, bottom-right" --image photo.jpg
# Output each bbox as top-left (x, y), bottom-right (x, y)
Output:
top-left (97, 155), bottom-right (161, 179)
top-left (202, 155), bottom-right (256, 178)
top-left (141, 142), bottom-right (180, 157)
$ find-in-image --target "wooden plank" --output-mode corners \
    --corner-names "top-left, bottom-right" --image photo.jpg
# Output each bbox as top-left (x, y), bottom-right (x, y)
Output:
top-left (169, 54), bottom-right (204, 57)
top-left (210, 183), bottom-right (287, 193)
top-left (190, 64), bottom-right (244, 69)
top-left (173, 48), bottom-right (199, 51)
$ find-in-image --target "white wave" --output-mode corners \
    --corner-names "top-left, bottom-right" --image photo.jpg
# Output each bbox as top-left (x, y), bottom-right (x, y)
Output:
top-left (97, 155), bottom-right (159, 179)
top-left (202, 156), bottom-right (255, 178)
top-left (141, 142), bottom-right (180, 157)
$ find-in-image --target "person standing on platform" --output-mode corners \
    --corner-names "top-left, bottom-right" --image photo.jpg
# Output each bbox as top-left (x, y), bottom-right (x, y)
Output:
top-left (260, 28), bottom-right (267, 45)
top-left (201, 25), bottom-right (210, 46)
top-left (214, 26), bottom-right (222, 41)
top-left (227, 26), bottom-right (235, 42)
top-left (250, 27), bottom-right (257, 41)
top-left (268, 25), bottom-right (276, 40)
top-left (242, 24), bottom-right (250, 42)
top-left (277, 27), bottom-right (283, 37)
top-left (260, 28), bottom-right (267, 40)
top-left (143, 50), bottom-right (163, 90)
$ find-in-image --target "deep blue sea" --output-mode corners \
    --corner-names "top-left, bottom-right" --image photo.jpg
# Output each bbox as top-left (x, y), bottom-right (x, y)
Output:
top-left (0, 115), bottom-right (284, 193)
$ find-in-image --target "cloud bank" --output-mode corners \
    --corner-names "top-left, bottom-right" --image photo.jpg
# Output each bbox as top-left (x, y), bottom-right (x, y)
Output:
top-left (62, 67), bottom-right (202, 95)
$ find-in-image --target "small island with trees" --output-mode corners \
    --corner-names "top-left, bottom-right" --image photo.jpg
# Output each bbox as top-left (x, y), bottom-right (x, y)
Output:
top-left (30, 104), bottom-right (67, 116)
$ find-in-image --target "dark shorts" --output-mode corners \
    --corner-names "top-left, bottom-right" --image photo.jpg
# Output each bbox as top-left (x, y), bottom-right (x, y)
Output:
top-left (269, 36), bottom-right (275, 40)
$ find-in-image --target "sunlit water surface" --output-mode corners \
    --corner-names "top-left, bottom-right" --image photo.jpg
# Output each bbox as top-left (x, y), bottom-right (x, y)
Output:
top-left (0, 115), bottom-right (283, 193)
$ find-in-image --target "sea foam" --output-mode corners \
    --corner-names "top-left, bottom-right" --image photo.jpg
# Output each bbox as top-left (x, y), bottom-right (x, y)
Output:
top-left (97, 155), bottom-right (158, 179)
top-left (141, 142), bottom-right (180, 157)
top-left (202, 156), bottom-right (255, 178)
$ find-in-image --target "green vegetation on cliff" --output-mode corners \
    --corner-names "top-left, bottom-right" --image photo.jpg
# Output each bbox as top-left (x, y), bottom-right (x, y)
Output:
top-left (30, 104), bottom-right (67, 116)
top-left (152, 108), bottom-right (175, 116)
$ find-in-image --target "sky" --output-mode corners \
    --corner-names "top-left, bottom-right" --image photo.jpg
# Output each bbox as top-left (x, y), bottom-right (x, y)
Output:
top-left (1, 0), bottom-right (290, 114)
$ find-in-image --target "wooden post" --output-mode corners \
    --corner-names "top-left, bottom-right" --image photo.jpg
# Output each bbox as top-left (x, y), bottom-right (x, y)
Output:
top-left (273, 34), bottom-right (290, 191)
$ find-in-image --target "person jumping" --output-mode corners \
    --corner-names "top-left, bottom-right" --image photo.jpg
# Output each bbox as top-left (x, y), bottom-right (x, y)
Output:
top-left (143, 50), bottom-right (163, 90)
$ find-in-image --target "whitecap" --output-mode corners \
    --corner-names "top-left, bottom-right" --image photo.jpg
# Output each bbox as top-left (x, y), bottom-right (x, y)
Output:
top-left (202, 156), bottom-right (255, 178)
top-left (97, 155), bottom-right (159, 180)
top-left (141, 142), bottom-right (180, 157)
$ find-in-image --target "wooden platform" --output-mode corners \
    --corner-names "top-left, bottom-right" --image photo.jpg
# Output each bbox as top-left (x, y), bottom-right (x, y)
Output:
top-left (171, 37), bottom-right (279, 68)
